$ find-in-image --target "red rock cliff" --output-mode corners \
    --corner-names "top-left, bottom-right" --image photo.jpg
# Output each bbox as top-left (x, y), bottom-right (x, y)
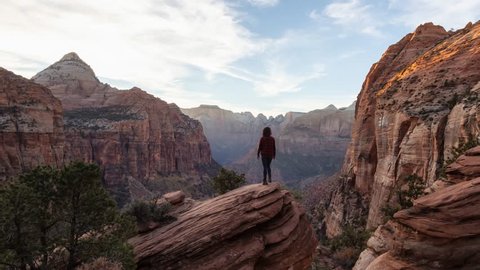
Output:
top-left (324, 21), bottom-right (480, 235)
top-left (0, 68), bottom-right (64, 180)
top-left (31, 53), bottom-right (218, 205)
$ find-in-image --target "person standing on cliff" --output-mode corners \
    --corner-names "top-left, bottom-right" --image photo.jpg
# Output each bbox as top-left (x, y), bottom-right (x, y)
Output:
top-left (257, 127), bottom-right (276, 185)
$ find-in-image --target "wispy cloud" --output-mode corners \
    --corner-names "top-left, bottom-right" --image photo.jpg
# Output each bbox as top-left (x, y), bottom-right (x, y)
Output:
top-left (247, 0), bottom-right (280, 8)
top-left (0, 0), bottom-right (264, 91)
top-left (388, 0), bottom-right (480, 29)
top-left (320, 0), bottom-right (382, 37)
top-left (253, 60), bottom-right (325, 96)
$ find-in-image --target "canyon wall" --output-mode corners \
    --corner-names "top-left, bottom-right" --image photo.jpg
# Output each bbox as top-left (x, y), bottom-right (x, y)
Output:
top-left (0, 68), bottom-right (65, 180)
top-left (0, 53), bottom-right (219, 206)
top-left (324, 21), bottom-right (480, 236)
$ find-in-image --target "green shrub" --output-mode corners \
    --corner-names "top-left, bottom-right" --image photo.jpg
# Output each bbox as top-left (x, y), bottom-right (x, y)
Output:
top-left (325, 225), bottom-right (371, 268)
top-left (125, 200), bottom-right (176, 225)
top-left (382, 174), bottom-right (426, 221)
top-left (211, 168), bottom-right (246, 195)
top-left (397, 174), bottom-right (425, 209)
top-left (439, 137), bottom-right (480, 178)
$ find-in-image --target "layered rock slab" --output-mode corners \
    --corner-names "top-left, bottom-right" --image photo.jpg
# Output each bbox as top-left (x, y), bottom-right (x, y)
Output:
top-left (354, 148), bottom-right (480, 270)
top-left (355, 178), bottom-right (480, 270)
top-left (129, 183), bottom-right (317, 270)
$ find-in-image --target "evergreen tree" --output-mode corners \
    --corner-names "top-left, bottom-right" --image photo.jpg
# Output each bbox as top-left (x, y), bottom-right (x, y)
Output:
top-left (0, 162), bottom-right (136, 270)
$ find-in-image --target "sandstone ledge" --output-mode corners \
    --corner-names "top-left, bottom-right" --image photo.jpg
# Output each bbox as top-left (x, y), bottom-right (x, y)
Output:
top-left (129, 183), bottom-right (317, 270)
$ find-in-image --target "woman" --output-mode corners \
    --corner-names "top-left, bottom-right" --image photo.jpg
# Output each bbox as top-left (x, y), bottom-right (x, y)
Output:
top-left (257, 127), bottom-right (276, 185)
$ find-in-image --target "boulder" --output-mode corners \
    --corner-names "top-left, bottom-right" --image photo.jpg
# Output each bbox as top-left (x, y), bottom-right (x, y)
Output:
top-left (129, 183), bottom-right (317, 270)
top-left (162, 191), bottom-right (186, 205)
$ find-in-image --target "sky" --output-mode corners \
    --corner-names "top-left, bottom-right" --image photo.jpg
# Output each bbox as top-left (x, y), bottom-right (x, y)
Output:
top-left (1, 0), bottom-right (480, 116)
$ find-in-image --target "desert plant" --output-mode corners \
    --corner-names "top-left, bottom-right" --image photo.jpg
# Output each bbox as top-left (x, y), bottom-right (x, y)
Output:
top-left (382, 174), bottom-right (426, 222)
top-left (211, 168), bottom-right (246, 195)
top-left (397, 174), bottom-right (425, 209)
top-left (326, 225), bottom-right (371, 269)
top-left (125, 200), bottom-right (176, 225)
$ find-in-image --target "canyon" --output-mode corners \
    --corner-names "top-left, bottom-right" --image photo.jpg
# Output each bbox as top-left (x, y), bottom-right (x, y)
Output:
top-left (308, 21), bottom-right (480, 269)
top-left (0, 53), bottom-right (219, 206)
top-left (1, 19), bottom-right (480, 270)
top-left (183, 103), bottom-right (354, 187)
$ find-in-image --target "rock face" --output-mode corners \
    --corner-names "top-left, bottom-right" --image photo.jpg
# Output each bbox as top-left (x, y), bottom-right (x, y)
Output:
top-left (0, 53), bottom-right (219, 206)
top-left (323, 21), bottom-right (480, 235)
top-left (183, 103), bottom-right (354, 187)
top-left (446, 145), bottom-right (480, 182)
top-left (129, 183), bottom-right (317, 270)
top-left (31, 53), bottom-right (219, 205)
top-left (353, 148), bottom-right (480, 270)
top-left (0, 68), bottom-right (65, 181)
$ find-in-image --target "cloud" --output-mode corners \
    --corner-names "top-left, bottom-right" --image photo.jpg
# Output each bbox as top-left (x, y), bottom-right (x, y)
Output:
top-left (321, 0), bottom-right (382, 36)
top-left (252, 60), bottom-right (325, 96)
top-left (0, 0), bottom-right (265, 91)
top-left (388, 0), bottom-right (480, 29)
top-left (247, 0), bottom-right (279, 7)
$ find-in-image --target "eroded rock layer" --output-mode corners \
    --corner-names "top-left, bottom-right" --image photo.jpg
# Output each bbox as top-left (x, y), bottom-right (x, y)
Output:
top-left (324, 21), bottom-right (480, 235)
top-left (0, 54), bottom-right (218, 205)
top-left (129, 183), bottom-right (317, 270)
top-left (0, 68), bottom-right (64, 180)
top-left (353, 148), bottom-right (480, 270)
top-left (30, 53), bottom-right (218, 205)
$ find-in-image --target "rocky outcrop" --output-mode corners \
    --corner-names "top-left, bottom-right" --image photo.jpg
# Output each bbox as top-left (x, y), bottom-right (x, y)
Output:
top-left (183, 103), bottom-right (354, 187)
top-left (0, 68), bottom-right (65, 181)
top-left (129, 183), bottom-right (317, 270)
top-left (30, 53), bottom-right (219, 205)
top-left (353, 148), bottom-right (480, 269)
top-left (323, 21), bottom-right (480, 235)
top-left (446, 146), bottom-right (480, 182)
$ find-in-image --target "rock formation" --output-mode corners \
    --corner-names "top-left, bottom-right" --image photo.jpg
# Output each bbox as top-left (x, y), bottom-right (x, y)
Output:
top-left (0, 53), bottom-right (219, 206)
top-left (353, 147), bottom-right (480, 270)
top-left (183, 103), bottom-right (354, 187)
top-left (129, 183), bottom-right (317, 270)
top-left (322, 21), bottom-right (480, 237)
top-left (0, 68), bottom-right (65, 181)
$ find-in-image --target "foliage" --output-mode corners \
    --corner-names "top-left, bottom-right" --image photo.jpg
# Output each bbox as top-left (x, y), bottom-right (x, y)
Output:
top-left (397, 174), bottom-right (425, 209)
top-left (125, 200), bottom-right (176, 226)
top-left (382, 174), bottom-right (426, 221)
top-left (445, 137), bottom-right (480, 167)
top-left (439, 137), bottom-right (480, 178)
top-left (211, 168), bottom-right (246, 195)
top-left (325, 225), bottom-right (371, 269)
top-left (0, 162), bottom-right (135, 270)
top-left (333, 247), bottom-right (360, 268)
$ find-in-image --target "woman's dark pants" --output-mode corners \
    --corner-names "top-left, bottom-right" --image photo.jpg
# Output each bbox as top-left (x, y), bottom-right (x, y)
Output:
top-left (261, 157), bottom-right (272, 183)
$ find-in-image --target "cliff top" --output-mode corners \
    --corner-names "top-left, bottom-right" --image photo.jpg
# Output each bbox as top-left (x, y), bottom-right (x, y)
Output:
top-left (129, 183), bottom-right (317, 269)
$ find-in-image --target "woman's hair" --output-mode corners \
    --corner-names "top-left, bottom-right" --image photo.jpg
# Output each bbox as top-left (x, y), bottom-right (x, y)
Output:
top-left (262, 127), bottom-right (272, 137)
